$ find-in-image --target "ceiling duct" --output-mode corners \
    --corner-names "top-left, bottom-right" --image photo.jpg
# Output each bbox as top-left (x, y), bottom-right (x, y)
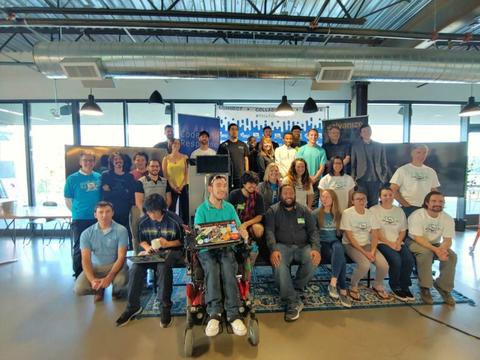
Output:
top-left (33, 42), bottom-right (480, 83)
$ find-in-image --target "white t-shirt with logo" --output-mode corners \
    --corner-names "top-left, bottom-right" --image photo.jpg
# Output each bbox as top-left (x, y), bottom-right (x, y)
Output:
top-left (408, 208), bottom-right (455, 244)
top-left (390, 163), bottom-right (440, 207)
top-left (318, 174), bottom-right (355, 212)
top-left (370, 204), bottom-right (407, 243)
top-left (340, 207), bottom-right (380, 246)
top-left (190, 147), bottom-right (217, 159)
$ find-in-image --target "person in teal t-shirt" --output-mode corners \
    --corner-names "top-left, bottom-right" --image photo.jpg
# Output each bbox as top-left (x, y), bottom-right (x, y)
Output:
top-left (296, 128), bottom-right (327, 207)
top-left (194, 174), bottom-right (248, 338)
top-left (64, 150), bottom-right (101, 278)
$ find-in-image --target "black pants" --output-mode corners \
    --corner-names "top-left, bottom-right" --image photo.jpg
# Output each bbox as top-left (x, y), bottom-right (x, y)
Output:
top-left (356, 179), bottom-right (382, 208)
top-left (71, 219), bottom-right (96, 278)
top-left (169, 185), bottom-right (190, 225)
top-left (126, 249), bottom-right (184, 311)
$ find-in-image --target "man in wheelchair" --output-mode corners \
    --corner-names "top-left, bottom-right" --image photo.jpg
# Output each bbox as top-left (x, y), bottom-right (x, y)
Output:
top-left (194, 174), bottom-right (249, 337)
top-left (116, 194), bottom-right (184, 328)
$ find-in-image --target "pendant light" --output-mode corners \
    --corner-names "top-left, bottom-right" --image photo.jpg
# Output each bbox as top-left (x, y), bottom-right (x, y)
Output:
top-left (459, 84), bottom-right (480, 117)
top-left (149, 90), bottom-right (165, 104)
top-left (80, 89), bottom-right (103, 116)
top-left (275, 79), bottom-right (294, 117)
top-left (302, 97), bottom-right (318, 113)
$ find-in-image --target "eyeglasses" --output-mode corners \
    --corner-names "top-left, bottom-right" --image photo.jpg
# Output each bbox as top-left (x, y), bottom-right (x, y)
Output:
top-left (209, 175), bottom-right (227, 184)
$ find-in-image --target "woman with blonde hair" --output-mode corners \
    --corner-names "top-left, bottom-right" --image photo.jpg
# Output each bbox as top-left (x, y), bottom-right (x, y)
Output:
top-left (282, 158), bottom-right (313, 209)
top-left (312, 189), bottom-right (351, 307)
top-left (256, 137), bottom-right (275, 180)
top-left (257, 163), bottom-right (281, 211)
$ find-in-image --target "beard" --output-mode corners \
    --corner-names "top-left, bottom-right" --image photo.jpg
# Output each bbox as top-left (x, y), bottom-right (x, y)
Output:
top-left (280, 197), bottom-right (295, 208)
top-left (431, 205), bottom-right (443, 212)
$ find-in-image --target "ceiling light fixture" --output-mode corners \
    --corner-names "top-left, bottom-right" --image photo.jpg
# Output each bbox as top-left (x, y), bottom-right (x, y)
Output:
top-left (302, 97), bottom-right (318, 113)
top-left (149, 90), bottom-right (165, 104)
top-left (275, 79), bottom-right (294, 117)
top-left (459, 84), bottom-right (480, 117)
top-left (80, 89), bottom-right (104, 116)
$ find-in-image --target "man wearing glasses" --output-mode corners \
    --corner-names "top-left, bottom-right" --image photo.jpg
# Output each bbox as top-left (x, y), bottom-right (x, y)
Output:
top-left (65, 151), bottom-right (102, 279)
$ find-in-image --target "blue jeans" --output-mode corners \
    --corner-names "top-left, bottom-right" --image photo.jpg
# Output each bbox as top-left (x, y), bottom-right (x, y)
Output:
top-left (198, 247), bottom-right (240, 320)
top-left (273, 243), bottom-right (317, 309)
top-left (320, 240), bottom-right (347, 290)
top-left (402, 206), bottom-right (421, 218)
top-left (377, 243), bottom-right (414, 290)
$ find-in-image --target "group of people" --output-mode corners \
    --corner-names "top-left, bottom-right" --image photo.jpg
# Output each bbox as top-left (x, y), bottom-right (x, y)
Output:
top-left (64, 121), bottom-right (458, 335)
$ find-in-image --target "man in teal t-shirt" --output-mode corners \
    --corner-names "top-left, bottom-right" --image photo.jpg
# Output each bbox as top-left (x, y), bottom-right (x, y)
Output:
top-left (64, 151), bottom-right (101, 278)
top-left (194, 174), bottom-right (248, 338)
top-left (296, 128), bottom-right (327, 207)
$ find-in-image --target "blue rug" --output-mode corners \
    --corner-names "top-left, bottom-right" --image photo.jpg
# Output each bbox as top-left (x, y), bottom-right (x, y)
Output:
top-left (138, 266), bottom-right (475, 318)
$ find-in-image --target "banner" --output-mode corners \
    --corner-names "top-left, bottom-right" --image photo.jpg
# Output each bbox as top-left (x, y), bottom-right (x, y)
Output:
top-left (178, 114), bottom-right (220, 157)
top-left (217, 105), bottom-right (328, 144)
top-left (322, 115), bottom-right (368, 145)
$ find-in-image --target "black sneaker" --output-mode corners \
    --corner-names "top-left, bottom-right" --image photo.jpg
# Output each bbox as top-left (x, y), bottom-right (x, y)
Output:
top-left (160, 307), bottom-right (173, 328)
top-left (284, 302), bottom-right (304, 322)
top-left (392, 289), bottom-right (408, 301)
top-left (115, 307), bottom-right (143, 327)
top-left (402, 288), bottom-right (415, 301)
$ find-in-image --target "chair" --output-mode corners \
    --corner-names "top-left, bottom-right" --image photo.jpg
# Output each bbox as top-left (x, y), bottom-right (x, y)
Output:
top-left (23, 201), bottom-right (65, 246)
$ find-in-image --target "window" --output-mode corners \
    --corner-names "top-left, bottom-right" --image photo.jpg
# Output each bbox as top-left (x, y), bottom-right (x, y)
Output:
top-left (80, 102), bottom-right (124, 146)
top-left (127, 102), bottom-right (171, 147)
top-left (0, 103), bottom-right (28, 205)
top-left (368, 103), bottom-right (404, 143)
top-left (410, 104), bottom-right (461, 142)
top-left (466, 132), bottom-right (480, 215)
top-left (30, 103), bottom-right (73, 205)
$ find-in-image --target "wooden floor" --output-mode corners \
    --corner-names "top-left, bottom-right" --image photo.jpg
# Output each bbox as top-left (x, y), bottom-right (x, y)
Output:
top-left (0, 231), bottom-right (479, 360)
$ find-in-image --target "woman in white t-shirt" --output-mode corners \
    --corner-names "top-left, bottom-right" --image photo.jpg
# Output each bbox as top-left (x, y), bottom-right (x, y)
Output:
top-left (370, 187), bottom-right (415, 301)
top-left (341, 191), bottom-right (391, 301)
top-left (282, 158), bottom-right (314, 209)
top-left (318, 156), bottom-right (355, 212)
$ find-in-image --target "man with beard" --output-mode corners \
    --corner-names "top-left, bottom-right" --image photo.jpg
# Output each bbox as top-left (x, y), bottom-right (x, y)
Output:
top-left (407, 191), bottom-right (457, 306)
top-left (291, 125), bottom-right (307, 150)
top-left (265, 184), bottom-right (321, 322)
top-left (190, 130), bottom-right (217, 158)
top-left (154, 124), bottom-right (175, 154)
top-left (217, 123), bottom-right (249, 190)
top-left (275, 132), bottom-right (296, 178)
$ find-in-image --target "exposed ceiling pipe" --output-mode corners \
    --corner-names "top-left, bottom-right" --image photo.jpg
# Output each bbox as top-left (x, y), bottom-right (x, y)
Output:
top-left (33, 42), bottom-right (480, 83)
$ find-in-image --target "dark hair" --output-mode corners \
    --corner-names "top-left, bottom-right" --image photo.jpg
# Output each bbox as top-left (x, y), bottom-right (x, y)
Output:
top-left (228, 123), bottom-right (238, 131)
top-left (286, 158), bottom-right (312, 190)
top-left (359, 124), bottom-right (370, 131)
top-left (133, 152), bottom-right (149, 163)
top-left (148, 159), bottom-right (161, 166)
top-left (95, 201), bottom-right (114, 212)
top-left (164, 124), bottom-right (173, 131)
top-left (108, 152), bottom-right (130, 172)
top-left (291, 125), bottom-right (302, 132)
top-left (283, 131), bottom-right (293, 138)
top-left (378, 186), bottom-right (393, 198)
top-left (241, 171), bottom-right (259, 186)
top-left (279, 183), bottom-right (296, 196)
top-left (263, 126), bottom-right (272, 132)
top-left (423, 190), bottom-right (444, 209)
top-left (329, 156), bottom-right (345, 176)
top-left (143, 193), bottom-right (167, 213)
top-left (199, 130), bottom-right (210, 138)
top-left (351, 190), bottom-right (367, 201)
top-left (208, 174), bottom-right (227, 185)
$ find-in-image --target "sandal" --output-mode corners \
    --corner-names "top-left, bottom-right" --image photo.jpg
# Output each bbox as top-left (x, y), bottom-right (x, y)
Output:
top-left (372, 287), bottom-right (391, 300)
top-left (349, 288), bottom-right (361, 301)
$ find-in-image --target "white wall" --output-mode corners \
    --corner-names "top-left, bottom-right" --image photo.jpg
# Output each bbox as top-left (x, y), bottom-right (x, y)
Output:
top-left (0, 60), bottom-right (476, 103)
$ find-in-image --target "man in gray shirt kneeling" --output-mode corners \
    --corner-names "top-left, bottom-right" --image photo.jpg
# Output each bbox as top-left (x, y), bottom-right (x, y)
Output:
top-left (265, 183), bottom-right (321, 322)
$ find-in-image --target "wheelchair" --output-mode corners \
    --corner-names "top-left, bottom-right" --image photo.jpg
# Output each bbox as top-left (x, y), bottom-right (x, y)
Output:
top-left (183, 231), bottom-right (260, 357)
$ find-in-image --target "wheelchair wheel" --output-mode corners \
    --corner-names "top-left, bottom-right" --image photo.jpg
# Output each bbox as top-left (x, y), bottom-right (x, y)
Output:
top-left (247, 318), bottom-right (259, 346)
top-left (184, 328), bottom-right (194, 357)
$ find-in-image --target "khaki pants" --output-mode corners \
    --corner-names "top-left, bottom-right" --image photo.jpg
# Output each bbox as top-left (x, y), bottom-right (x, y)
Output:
top-left (407, 239), bottom-right (457, 292)
top-left (74, 263), bottom-right (129, 296)
top-left (344, 244), bottom-right (389, 288)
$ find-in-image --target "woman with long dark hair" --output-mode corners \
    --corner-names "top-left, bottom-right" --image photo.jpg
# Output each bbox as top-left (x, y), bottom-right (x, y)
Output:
top-left (282, 158), bottom-right (313, 209)
top-left (318, 156), bottom-right (355, 212)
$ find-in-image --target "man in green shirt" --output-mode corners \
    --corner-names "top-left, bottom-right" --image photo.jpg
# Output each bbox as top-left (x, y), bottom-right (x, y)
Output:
top-left (194, 175), bottom-right (248, 338)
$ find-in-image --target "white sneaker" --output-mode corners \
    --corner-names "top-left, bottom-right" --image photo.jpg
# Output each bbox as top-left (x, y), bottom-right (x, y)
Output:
top-left (205, 319), bottom-right (220, 337)
top-left (230, 319), bottom-right (247, 336)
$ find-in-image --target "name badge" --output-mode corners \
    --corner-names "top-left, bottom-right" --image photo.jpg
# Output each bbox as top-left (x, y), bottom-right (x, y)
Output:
top-left (297, 217), bottom-right (305, 224)
top-left (237, 204), bottom-right (245, 211)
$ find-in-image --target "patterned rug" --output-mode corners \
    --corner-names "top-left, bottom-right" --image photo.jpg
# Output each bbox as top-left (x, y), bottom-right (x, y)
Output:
top-left (138, 266), bottom-right (475, 318)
